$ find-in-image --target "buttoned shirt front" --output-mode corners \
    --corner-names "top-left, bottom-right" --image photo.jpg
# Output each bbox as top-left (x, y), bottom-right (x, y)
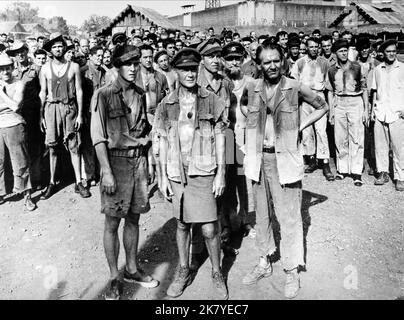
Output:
top-left (371, 60), bottom-right (404, 123)
top-left (290, 55), bottom-right (330, 92)
top-left (327, 60), bottom-right (366, 96)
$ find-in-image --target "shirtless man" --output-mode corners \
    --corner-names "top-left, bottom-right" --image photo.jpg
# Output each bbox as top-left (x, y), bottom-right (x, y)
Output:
top-left (39, 32), bottom-right (90, 199)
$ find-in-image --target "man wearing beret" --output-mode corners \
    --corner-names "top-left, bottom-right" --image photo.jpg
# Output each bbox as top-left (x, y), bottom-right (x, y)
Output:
top-left (39, 32), bottom-right (90, 199)
top-left (371, 39), bottom-right (404, 191)
top-left (290, 37), bottom-right (334, 181)
top-left (242, 40), bottom-right (329, 299)
top-left (326, 39), bottom-right (369, 186)
top-left (155, 48), bottom-right (229, 299)
top-left (154, 49), bottom-right (177, 92)
top-left (91, 44), bottom-right (159, 300)
top-left (221, 41), bottom-right (255, 240)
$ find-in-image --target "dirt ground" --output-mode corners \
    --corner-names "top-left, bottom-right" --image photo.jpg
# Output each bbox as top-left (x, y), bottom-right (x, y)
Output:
top-left (0, 160), bottom-right (403, 300)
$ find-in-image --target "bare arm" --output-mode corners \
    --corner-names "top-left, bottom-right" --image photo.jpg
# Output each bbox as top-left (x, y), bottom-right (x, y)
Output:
top-left (299, 84), bottom-right (329, 132)
top-left (0, 81), bottom-right (24, 112)
top-left (73, 63), bottom-right (84, 130)
top-left (39, 66), bottom-right (48, 132)
top-left (159, 135), bottom-right (173, 200)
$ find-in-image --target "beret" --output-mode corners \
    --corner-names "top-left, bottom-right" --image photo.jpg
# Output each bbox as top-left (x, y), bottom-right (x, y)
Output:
top-left (171, 47), bottom-right (201, 68)
top-left (332, 39), bottom-right (349, 53)
top-left (154, 49), bottom-right (169, 63)
top-left (356, 37), bottom-right (370, 50)
top-left (379, 39), bottom-right (397, 53)
top-left (287, 37), bottom-right (301, 48)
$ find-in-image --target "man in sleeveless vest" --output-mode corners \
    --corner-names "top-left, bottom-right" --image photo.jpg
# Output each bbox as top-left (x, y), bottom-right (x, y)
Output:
top-left (242, 41), bottom-right (329, 299)
top-left (91, 45), bottom-right (158, 300)
top-left (39, 32), bottom-right (90, 199)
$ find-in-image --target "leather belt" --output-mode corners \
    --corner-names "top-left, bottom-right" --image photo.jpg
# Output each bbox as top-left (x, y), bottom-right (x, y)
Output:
top-left (109, 147), bottom-right (144, 158)
top-left (263, 146), bottom-right (275, 154)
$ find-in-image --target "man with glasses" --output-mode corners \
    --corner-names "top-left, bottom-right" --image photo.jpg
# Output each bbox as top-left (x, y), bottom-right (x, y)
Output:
top-left (371, 40), bottom-right (404, 191)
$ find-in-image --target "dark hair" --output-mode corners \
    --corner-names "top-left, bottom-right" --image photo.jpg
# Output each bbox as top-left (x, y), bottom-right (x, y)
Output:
top-left (89, 45), bottom-right (104, 56)
top-left (256, 40), bottom-right (284, 65)
top-left (320, 35), bottom-right (332, 43)
top-left (37, 36), bottom-right (45, 41)
top-left (258, 35), bottom-right (269, 42)
top-left (34, 48), bottom-right (47, 57)
top-left (163, 38), bottom-right (176, 48)
top-left (341, 30), bottom-right (352, 37)
top-left (332, 30), bottom-right (340, 35)
top-left (306, 37), bottom-right (320, 45)
top-left (138, 44), bottom-right (154, 56)
top-left (233, 32), bottom-right (240, 39)
top-left (276, 31), bottom-right (288, 40)
top-left (312, 29), bottom-right (321, 35)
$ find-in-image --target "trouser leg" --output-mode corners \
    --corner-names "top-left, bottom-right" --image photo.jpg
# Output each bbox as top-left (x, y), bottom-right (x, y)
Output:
top-left (388, 118), bottom-right (404, 181)
top-left (262, 153), bottom-right (304, 271)
top-left (374, 119), bottom-right (390, 173)
top-left (301, 102), bottom-right (316, 156)
top-left (0, 129), bottom-right (6, 196)
top-left (346, 97), bottom-right (365, 175)
top-left (334, 103), bottom-right (349, 174)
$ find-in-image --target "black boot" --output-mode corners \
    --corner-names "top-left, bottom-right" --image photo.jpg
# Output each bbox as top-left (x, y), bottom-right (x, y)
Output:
top-left (322, 163), bottom-right (335, 181)
top-left (305, 156), bottom-right (317, 173)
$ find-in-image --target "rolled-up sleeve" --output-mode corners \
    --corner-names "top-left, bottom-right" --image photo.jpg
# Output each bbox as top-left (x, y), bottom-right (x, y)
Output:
top-left (213, 95), bottom-right (228, 134)
top-left (90, 89), bottom-right (108, 146)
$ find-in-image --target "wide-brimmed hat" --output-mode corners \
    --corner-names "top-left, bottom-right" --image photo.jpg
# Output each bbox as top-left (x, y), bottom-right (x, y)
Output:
top-left (43, 32), bottom-right (66, 52)
top-left (0, 53), bottom-right (14, 67)
top-left (6, 41), bottom-right (28, 56)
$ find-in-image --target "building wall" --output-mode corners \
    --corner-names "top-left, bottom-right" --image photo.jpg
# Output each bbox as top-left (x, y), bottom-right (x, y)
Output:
top-left (168, 0), bottom-right (343, 32)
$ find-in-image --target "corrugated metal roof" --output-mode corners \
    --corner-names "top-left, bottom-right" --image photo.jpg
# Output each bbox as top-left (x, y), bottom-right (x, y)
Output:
top-left (330, 2), bottom-right (404, 28)
top-left (99, 4), bottom-right (178, 35)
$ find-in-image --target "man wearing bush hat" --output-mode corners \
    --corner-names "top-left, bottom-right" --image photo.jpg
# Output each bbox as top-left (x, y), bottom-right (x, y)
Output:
top-left (155, 48), bottom-right (229, 299)
top-left (91, 44), bottom-right (158, 300)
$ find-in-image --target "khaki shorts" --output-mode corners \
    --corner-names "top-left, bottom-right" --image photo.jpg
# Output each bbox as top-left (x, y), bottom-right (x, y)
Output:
top-left (44, 101), bottom-right (80, 153)
top-left (101, 151), bottom-right (150, 218)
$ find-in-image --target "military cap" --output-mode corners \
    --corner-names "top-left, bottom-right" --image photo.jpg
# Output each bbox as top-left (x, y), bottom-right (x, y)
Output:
top-left (287, 37), bottom-right (301, 49)
top-left (0, 53), bottom-right (14, 67)
top-left (222, 41), bottom-right (245, 59)
top-left (332, 39), bottom-right (349, 53)
top-left (171, 48), bottom-right (201, 68)
top-left (379, 39), bottom-right (397, 53)
top-left (112, 44), bottom-right (140, 67)
top-left (154, 49), bottom-right (169, 63)
top-left (197, 37), bottom-right (222, 56)
top-left (356, 37), bottom-right (370, 50)
top-left (188, 37), bottom-right (202, 49)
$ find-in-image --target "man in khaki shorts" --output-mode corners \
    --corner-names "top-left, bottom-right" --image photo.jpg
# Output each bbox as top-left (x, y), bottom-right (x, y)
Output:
top-left (91, 44), bottom-right (158, 300)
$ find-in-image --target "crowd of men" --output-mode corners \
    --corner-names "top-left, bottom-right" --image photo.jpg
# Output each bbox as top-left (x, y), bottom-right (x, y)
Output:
top-left (0, 25), bottom-right (403, 300)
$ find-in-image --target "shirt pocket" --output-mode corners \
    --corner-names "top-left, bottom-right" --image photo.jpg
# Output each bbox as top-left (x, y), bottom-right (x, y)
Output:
top-left (193, 118), bottom-right (216, 173)
top-left (278, 104), bottom-right (299, 130)
top-left (247, 104), bottom-right (260, 128)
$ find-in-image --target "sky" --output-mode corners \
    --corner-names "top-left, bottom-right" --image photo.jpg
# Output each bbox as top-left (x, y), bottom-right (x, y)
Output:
top-left (0, 0), bottom-right (239, 27)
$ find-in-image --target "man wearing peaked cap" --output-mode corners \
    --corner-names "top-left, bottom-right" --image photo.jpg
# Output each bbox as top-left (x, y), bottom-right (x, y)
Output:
top-left (221, 41), bottom-right (256, 241)
top-left (196, 36), bottom-right (233, 274)
top-left (154, 46), bottom-right (229, 299)
top-left (91, 44), bottom-right (159, 300)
